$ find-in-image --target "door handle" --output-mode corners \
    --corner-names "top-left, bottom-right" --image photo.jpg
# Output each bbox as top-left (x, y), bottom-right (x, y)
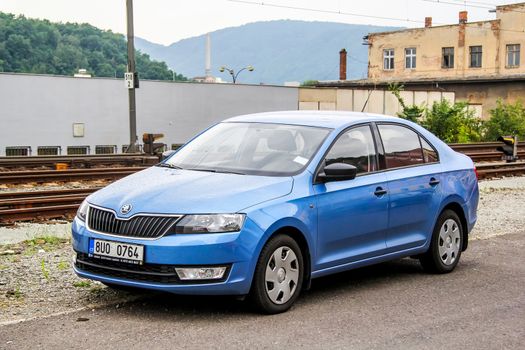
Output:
top-left (429, 177), bottom-right (440, 186)
top-left (374, 187), bottom-right (387, 197)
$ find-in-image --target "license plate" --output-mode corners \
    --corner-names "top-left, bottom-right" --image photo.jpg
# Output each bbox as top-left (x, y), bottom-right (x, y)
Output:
top-left (89, 239), bottom-right (144, 265)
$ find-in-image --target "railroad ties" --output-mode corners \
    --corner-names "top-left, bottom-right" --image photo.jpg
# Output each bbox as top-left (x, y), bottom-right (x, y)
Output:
top-left (1, 145), bottom-right (524, 224)
top-left (0, 188), bottom-right (99, 224)
top-left (0, 154), bottom-right (158, 225)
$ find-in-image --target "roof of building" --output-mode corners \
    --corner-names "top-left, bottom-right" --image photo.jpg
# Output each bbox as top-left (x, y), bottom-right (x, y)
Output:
top-left (224, 110), bottom-right (397, 129)
top-left (316, 74), bottom-right (525, 88)
top-left (365, 2), bottom-right (524, 38)
top-left (366, 19), bottom-right (499, 38)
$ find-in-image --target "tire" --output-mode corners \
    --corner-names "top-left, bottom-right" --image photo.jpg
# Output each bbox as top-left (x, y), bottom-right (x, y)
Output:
top-left (420, 209), bottom-right (463, 274)
top-left (250, 235), bottom-right (304, 314)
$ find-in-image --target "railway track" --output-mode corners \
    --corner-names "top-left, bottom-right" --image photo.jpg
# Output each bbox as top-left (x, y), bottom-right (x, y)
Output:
top-left (0, 167), bottom-right (146, 184)
top-left (449, 142), bottom-right (524, 162)
top-left (475, 161), bottom-right (525, 180)
top-left (0, 143), bottom-right (524, 224)
top-left (2, 161), bottom-right (525, 225)
top-left (0, 154), bottom-right (158, 170)
top-left (0, 188), bottom-right (99, 224)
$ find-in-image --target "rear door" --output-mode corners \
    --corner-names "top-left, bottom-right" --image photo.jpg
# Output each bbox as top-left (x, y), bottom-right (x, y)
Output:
top-left (314, 124), bottom-right (389, 271)
top-left (375, 123), bottom-right (443, 252)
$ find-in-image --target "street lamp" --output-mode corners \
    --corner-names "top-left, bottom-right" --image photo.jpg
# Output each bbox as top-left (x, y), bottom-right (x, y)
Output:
top-left (219, 65), bottom-right (254, 84)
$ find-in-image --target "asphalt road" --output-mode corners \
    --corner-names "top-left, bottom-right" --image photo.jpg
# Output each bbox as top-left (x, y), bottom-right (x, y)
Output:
top-left (2, 233), bottom-right (524, 350)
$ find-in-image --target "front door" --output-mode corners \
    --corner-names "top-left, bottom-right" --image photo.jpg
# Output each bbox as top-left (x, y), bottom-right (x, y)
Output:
top-left (314, 124), bottom-right (389, 271)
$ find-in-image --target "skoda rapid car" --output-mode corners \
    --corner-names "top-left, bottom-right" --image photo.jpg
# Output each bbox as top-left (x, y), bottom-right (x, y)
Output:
top-left (72, 111), bottom-right (479, 314)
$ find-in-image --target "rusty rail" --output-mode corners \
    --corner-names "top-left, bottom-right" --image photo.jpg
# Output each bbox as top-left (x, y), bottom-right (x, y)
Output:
top-left (0, 154), bottom-right (158, 170)
top-left (0, 188), bottom-right (100, 224)
top-left (0, 167), bottom-right (146, 184)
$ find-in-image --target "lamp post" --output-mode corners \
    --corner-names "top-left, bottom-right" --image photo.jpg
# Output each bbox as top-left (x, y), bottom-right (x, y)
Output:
top-left (219, 65), bottom-right (254, 84)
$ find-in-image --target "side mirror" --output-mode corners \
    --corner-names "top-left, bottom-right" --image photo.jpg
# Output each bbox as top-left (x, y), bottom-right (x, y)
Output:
top-left (161, 150), bottom-right (176, 161)
top-left (317, 163), bottom-right (357, 183)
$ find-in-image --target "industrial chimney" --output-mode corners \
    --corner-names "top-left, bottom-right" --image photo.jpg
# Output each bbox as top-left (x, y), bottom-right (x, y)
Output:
top-left (425, 17), bottom-right (432, 28)
top-left (459, 11), bottom-right (468, 24)
top-left (339, 49), bottom-right (347, 81)
top-left (205, 33), bottom-right (211, 78)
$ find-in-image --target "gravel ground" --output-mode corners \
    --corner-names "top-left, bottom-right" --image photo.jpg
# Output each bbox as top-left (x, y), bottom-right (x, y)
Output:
top-left (0, 176), bottom-right (524, 324)
top-left (0, 238), bottom-right (143, 324)
top-left (472, 176), bottom-right (525, 240)
top-left (0, 180), bottom-right (110, 193)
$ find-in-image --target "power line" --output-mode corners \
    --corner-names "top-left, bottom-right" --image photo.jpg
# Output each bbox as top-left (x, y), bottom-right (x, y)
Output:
top-left (440, 0), bottom-right (508, 7)
top-left (227, 0), bottom-right (431, 24)
top-left (227, 0), bottom-right (524, 34)
top-left (420, 0), bottom-right (525, 14)
top-left (421, 0), bottom-right (494, 10)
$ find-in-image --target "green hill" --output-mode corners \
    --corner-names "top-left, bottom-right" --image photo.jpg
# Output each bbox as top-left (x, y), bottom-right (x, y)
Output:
top-left (0, 12), bottom-right (187, 81)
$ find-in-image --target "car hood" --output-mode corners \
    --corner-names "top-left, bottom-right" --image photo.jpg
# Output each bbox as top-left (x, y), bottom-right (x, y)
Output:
top-left (87, 166), bottom-right (293, 217)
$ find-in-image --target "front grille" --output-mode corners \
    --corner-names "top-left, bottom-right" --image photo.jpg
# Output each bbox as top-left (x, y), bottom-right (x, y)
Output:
top-left (87, 206), bottom-right (179, 239)
top-left (75, 253), bottom-right (179, 283)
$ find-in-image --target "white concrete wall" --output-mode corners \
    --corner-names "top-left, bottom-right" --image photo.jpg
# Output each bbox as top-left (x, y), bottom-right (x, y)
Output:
top-left (299, 88), bottom-right (456, 115)
top-left (0, 73), bottom-right (299, 156)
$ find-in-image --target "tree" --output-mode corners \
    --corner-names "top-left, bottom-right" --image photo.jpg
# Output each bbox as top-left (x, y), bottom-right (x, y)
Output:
top-left (423, 100), bottom-right (483, 143)
top-left (485, 99), bottom-right (525, 141)
top-left (387, 83), bottom-right (424, 123)
top-left (0, 12), bottom-right (187, 81)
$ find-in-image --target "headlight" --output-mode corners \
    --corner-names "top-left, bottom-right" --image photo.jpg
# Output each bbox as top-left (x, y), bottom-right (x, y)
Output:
top-left (77, 200), bottom-right (89, 222)
top-left (174, 214), bottom-right (245, 234)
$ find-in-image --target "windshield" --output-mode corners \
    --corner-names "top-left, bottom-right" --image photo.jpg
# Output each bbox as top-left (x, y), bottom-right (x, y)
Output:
top-left (164, 122), bottom-right (331, 176)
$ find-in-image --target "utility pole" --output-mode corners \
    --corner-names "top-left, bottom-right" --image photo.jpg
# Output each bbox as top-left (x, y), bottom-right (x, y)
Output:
top-left (126, 0), bottom-right (138, 152)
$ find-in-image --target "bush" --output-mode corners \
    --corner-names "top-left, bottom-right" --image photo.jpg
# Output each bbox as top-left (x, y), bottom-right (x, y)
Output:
top-left (422, 100), bottom-right (483, 143)
top-left (387, 83), bottom-right (425, 123)
top-left (484, 100), bottom-right (525, 141)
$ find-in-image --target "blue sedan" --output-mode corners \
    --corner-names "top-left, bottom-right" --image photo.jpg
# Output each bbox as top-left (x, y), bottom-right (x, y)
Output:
top-left (72, 111), bottom-right (479, 313)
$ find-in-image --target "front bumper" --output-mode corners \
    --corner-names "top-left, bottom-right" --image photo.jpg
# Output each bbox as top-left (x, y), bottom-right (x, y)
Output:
top-left (71, 216), bottom-right (263, 295)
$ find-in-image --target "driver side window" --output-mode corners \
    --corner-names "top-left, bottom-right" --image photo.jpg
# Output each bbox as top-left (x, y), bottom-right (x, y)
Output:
top-left (324, 125), bottom-right (378, 174)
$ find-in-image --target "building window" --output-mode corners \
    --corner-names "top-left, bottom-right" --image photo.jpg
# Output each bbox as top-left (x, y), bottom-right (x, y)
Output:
top-left (383, 49), bottom-right (394, 70)
top-left (442, 47), bottom-right (454, 68)
top-left (405, 48), bottom-right (416, 69)
top-left (469, 46), bottom-right (482, 68)
top-left (506, 44), bottom-right (520, 68)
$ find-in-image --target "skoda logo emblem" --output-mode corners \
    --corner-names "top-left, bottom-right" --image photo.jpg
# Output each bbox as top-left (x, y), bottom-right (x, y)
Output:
top-left (120, 204), bottom-right (133, 215)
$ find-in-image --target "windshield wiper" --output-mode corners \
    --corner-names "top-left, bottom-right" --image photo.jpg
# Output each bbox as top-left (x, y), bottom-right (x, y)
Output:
top-left (187, 168), bottom-right (245, 175)
top-left (156, 163), bottom-right (183, 170)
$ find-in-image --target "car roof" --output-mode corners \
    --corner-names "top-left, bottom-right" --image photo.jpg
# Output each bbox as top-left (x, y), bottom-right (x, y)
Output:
top-left (224, 110), bottom-right (398, 129)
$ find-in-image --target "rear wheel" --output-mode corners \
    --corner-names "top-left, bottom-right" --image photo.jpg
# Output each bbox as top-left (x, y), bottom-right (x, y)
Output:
top-left (250, 235), bottom-right (304, 314)
top-left (420, 209), bottom-right (463, 273)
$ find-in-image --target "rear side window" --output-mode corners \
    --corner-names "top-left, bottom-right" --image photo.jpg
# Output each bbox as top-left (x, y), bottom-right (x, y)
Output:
top-left (421, 138), bottom-right (438, 163)
top-left (324, 125), bottom-right (378, 174)
top-left (378, 124), bottom-right (425, 168)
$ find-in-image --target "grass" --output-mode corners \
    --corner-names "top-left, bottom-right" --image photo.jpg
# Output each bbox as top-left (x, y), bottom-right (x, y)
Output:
top-left (41, 259), bottom-right (49, 280)
top-left (13, 286), bottom-right (22, 299)
top-left (57, 261), bottom-right (69, 270)
top-left (73, 281), bottom-right (91, 288)
top-left (26, 236), bottom-right (68, 248)
top-left (17, 235), bottom-right (69, 255)
top-left (5, 286), bottom-right (23, 299)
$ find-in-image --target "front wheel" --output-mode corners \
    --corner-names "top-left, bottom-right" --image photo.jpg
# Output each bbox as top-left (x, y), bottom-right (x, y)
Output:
top-left (420, 209), bottom-right (463, 273)
top-left (250, 235), bottom-right (304, 314)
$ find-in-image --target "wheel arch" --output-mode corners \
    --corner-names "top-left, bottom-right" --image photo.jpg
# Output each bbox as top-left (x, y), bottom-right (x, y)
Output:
top-left (268, 225), bottom-right (312, 290)
top-left (254, 217), bottom-right (314, 291)
top-left (440, 201), bottom-right (469, 251)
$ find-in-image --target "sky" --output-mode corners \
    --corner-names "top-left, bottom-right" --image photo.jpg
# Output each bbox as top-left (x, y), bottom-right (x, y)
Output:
top-left (0, 0), bottom-right (520, 45)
